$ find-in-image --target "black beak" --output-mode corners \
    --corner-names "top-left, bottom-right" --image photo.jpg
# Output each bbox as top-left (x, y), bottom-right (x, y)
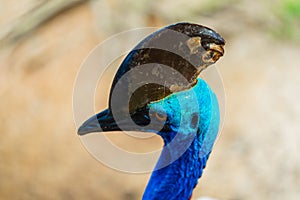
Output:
top-left (78, 109), bottom-right (121, 135)
top-left (77, 107), bottom-right (168, 135)
top-left (77, 108), bottom-right (154, 135)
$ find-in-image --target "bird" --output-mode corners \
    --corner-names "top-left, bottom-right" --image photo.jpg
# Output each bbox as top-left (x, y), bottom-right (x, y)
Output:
top-left (78, 22), bottom-right (225, 200)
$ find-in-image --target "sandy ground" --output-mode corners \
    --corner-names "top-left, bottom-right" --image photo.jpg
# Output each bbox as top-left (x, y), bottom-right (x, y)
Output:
top-left (1, 0), bottom-right (300, 199)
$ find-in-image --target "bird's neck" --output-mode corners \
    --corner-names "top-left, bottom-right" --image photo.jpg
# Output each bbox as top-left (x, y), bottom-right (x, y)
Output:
top-left (142, 79), bottom-right (220, 200)
top-left (142, 130), bottom-right (210, 200)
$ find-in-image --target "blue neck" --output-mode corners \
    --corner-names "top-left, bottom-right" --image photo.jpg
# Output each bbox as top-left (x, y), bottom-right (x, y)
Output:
top-left (143, 131), bottom-right (211, 200)
top-left (142, 78), bottom-right (220, 200)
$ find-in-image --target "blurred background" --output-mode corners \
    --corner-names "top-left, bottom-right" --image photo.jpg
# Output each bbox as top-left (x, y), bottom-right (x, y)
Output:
top-left (1, 0), bottom-right (300, 199)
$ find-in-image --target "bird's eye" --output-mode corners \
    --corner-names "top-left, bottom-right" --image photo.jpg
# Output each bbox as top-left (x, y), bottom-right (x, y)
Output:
top-left (155, 112), bottom-right (167, 121)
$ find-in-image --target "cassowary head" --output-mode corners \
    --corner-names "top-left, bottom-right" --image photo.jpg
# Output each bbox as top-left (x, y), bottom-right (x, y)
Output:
top-left (78, 22), bottom-right (225, 137)
top-left (77, 22), bottom-right (225, 200)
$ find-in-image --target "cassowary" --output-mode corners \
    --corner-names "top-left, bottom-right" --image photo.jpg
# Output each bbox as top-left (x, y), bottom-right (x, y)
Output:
top-left (78, 22), bottom-right (225, 200)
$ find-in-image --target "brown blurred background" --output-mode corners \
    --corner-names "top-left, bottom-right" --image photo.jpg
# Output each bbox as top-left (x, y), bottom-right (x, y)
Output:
top-left (1, 0), bottom-right (300, 199)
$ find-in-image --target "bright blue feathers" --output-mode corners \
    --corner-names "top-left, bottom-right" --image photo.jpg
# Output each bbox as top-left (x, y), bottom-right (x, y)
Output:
top-left (143, 78), bottom-right (220, 200)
